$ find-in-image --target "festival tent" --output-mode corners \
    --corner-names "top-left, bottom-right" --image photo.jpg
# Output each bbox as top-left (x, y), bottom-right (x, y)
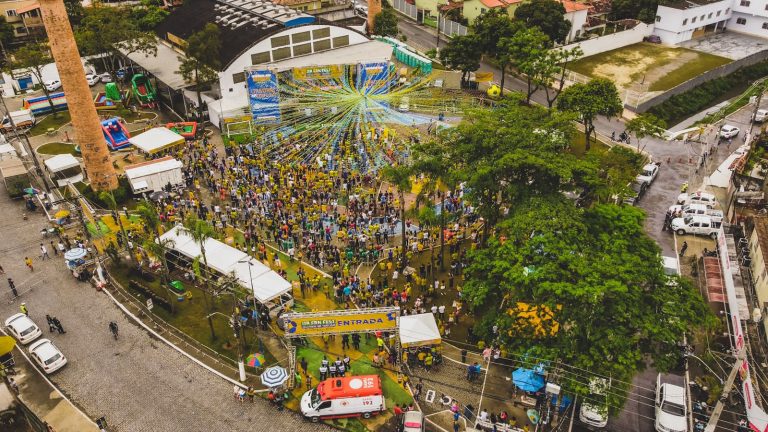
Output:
top-left (159, 225), bottom-right (292, 305)
top-left (399, 313), bottom-right (441, 348)
top-left (129, 127), bottom-right (185, 155)
top-left (44, 154), bottom-right (83, 187)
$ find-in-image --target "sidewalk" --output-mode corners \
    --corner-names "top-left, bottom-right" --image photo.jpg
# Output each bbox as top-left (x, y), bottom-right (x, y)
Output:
top-left (9, 345), bottom-right (99, 432)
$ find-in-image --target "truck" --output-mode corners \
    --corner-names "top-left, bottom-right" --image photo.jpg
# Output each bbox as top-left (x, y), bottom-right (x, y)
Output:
top-left (667, 203), bottom-right (723, 223)
top-left (300, 375), bottom-right (385, 422)
top-left (636, 162), bottom-right (660, 186)
top-left (670, 215), bottom-right (721, 238)
top-left (0, 109), bottom-right (35, 133)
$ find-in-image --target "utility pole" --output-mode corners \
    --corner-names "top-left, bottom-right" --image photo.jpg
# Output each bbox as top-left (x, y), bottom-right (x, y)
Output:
top-left (704, 354), bottom-right (743, 432)
top-left (0, 92), bottom-right (50, 192)
top-left (435, 9), bottom-right (441, 49)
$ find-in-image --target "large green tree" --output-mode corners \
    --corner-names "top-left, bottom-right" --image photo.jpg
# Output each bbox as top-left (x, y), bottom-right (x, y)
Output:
top-left (513, 0), bottom-right (572, 45)
top-left (499, 26), bottom-right (550, 104)
top-left (9, 42), bottom-right (57, 115)
top-left (372, 9), bottom-right (399, 37)
top-left (463, 197), bottom-right (712, 396)
top-left (610, 0), bottom-right (659, 23)
top-left (183, 215), bottom-right (218, 341)
top-left (439, 34), bottom-right (482, 85)
top-left (177, 23), bottom-right (221, 114)
top-left (625, 113), bottom-right (667, 152)
top-left (381, 165), bottom-right (412, 271)
top-left (75, 6), bottom-right (158, 84)
top-left (542, 46), bottom-right (583, 108)
top-left (557, 78), bottom-right (623, 150)
top-left (473, 10), bottom-right (520, 93)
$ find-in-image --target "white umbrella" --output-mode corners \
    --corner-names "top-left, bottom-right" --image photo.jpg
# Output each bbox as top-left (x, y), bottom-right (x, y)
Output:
top-left (64, 248), bottom-right (87, 261)
top-left (260, 365), bottom-right (288, 388)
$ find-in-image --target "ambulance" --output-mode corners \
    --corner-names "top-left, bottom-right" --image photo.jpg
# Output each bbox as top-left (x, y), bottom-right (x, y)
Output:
top-left (300, 375), bottom-right (386, 422)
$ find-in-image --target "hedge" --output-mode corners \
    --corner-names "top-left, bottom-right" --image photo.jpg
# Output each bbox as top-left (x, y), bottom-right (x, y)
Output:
top-left (648, 59), bottom-right (768, 126)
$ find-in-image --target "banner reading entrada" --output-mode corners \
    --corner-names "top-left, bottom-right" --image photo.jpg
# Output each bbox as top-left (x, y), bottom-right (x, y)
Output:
top-left (282, 307), bottom-right (399, 337)
top-left (246, 69), bottom-right (280, 124)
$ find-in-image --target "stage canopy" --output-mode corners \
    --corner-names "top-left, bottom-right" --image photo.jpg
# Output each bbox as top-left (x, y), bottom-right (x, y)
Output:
top-left (399, 313), bottom-right (441, 348)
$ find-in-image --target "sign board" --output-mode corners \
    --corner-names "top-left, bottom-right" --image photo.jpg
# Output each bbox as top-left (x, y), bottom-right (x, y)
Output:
top-left (356, 62), bottom-right (390, 96)
top-left (146, 298), bottom-right (153, 310)
top-left (293, 65), bottom-right (344, 81)
top-left (246, 69), bottom-right (281, 124)
top-left (282, 307), bottom-right (399, 337)
top-left (475, 72), bottom-right (493, 83)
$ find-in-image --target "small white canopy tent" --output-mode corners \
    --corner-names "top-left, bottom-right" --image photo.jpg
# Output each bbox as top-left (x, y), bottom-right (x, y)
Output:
top-left (129, 127), bottom-right (184, 155)
top-left (159, 225), bottom-right (292, 306)
top-left (399, 313), bottom-right (442, 348)
top-left (44, 154), bottom-right (83, 186)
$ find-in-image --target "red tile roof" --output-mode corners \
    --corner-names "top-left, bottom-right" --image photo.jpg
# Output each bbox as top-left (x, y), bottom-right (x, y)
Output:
top-left (478, 0), bottom-right (522, 9)
top-left (560, 0), bottom-right (589, 12)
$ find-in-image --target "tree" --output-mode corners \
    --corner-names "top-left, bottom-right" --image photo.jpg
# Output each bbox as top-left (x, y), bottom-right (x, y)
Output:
top-left (99, 191), bottom-right (137, 268)
top-left (372, 9), bottom-right (399, 37)
top-left (381, 165), bottom-right (412, 271)
top-left (463, 197), bottom-right (712, 393)
top-left (499, 27), bottom-right (550, 104)
top-left (514, 0), bottom-right (572, 45)
top-left (9, 42), bottom-right (58, 115)
top-left (0, 17), bottom-right (14, 59)
top-left (177, 23), bottom-right (221, 114)
top-left (130, 3), bottom-right (170, 31)
top-left (63, 0), bottom-right (85, 27)
top-left (625, 113), bottom-right (667, 152)
top-left (610, 0), bottom-right (659, 23)
top-left (75, 6), bottom-right (158, 85)
top-left (136, 200), bottom-right (175, 313)
top-left (542, 46), bottom-right (583, 108)
top-left (439, 34), bottom-right (482, 85)
top-left (473, 10), bottom-right (520, 93)
top-left (557, 78), bottom-right (623, 150)
top-left (183, 215), bottom-right (218, 341)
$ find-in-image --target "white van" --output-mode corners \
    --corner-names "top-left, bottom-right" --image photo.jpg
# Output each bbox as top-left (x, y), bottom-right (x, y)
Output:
top-left (676, 191), bottom-right (718, 207)
top-left (301, 375), bottom-right (385, 422)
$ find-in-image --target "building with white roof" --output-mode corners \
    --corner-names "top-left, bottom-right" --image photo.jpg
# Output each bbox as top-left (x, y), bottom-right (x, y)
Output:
top-left (43, 154), bottom-right (82, 187)
top-left (653, 0), bottom-right (768, 44)
top-left (124, 156), bottom-right (184, 194)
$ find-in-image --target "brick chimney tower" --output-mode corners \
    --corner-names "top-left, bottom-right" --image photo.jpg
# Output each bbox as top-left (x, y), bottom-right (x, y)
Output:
top-left (368, 0), bottom-right (382, 34)
top-left (39, 0), bottom-right (118, 191)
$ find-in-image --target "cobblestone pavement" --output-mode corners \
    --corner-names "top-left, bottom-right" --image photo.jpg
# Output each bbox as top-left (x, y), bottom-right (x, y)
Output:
top-left (0, 188), bottom-right (331, 431)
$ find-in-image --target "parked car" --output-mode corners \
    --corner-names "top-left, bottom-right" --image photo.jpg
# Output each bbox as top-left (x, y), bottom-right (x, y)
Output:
top-left (44, 80), bottom-right (61, 92)
top-left (644, 35), bottom-right (662, 44)
top-left (623, 180), bottom-right (647, 206)
top-left (655, 374), bottom-right (687, 432)
top-left (402, 410), bottom-right (425, 432)
top-left (99, 73), bottom-right (113, 83)
top-left (670, 215), bottom-right (721, 238)
top-left (668, 203), bottom-right (723, 223)
top-left (676, 191), bottom-right (718, 207)
top-left (636, 162), bottom-right (660, 186)
top-left (4, 313), bottom-right (42, 345)
top-left (85, 73), bottom-right (99, 86)
top-left (719, 124), bottom-right (740, 139)
top-left (579, 378), bottom-right (609, 428)
top-left (28, 339), bottom-right (67, 374)
top-left (754, 109), bottom-right (768, 123)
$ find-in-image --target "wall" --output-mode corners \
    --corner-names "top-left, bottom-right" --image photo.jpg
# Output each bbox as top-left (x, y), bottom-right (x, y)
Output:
top-left (558, 22), bottom-right (654, 58)
top-left (634, 48), bottom-right (768, 112)
top-left (564, 9), bottom-right (588, 43)
top-left (729, 12), bottom-right (768, 38)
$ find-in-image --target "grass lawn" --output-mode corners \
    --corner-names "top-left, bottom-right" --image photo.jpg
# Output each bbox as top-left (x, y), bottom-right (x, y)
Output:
top-left (37, 142), bottom-right (77, 155)
top-left (568, 42), bottom-right (730, 91)
top-left (30, 111), bottom-right (71, 136)
top-left (568, 133), bottom-right (610, 157)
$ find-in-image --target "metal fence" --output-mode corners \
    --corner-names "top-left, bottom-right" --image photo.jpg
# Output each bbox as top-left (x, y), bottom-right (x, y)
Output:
top-left (392, 0), bottom-right (417, 21)
top-left (438, 16), bottom-right (467, 37)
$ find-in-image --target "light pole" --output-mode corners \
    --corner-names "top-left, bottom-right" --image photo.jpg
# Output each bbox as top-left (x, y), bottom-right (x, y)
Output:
top-left (234, 257), bottom-right (258, 382)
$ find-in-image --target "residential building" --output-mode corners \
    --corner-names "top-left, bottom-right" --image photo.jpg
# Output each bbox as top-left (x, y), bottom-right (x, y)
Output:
top-left (729, 0), bottom-right (768, 39)
top-left (458, 0), bottom-right (586, 42)
top-left (461, 0), bottom-right (522, 23)
top-left (0, 0), bottom-right (44, 42)
top-left (652, 0), bottom-right (732, 45)
top-left (749, 216), bottom-right (768, 340)
top-left (561, 0), bottom-right (589, 42)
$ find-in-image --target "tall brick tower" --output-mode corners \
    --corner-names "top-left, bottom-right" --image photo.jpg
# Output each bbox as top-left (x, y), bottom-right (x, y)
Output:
top-left (39, 0), bottom-right (118, 191)
top-left (367, 0), bottom-right (382, 34)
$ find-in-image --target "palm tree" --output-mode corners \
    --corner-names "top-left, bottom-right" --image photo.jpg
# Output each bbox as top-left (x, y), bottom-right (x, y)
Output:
top-left (382, 165), bottom-right (412, 271)
top-left (99, 191), bottom-right (137, 267)
top-left (136, 200), bottom-right (176, 314)
top-left (183, 215), bottom-right (217, 340)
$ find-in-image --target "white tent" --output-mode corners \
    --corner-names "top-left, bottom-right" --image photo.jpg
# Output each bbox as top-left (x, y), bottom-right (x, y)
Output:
top-left (159, 225), bottom-right (292, 304)
top-left (399, 313), bottom-right (441, 348)
top-left (129, 127), bottom-right (185, 155)
top-left (44, 154), bottom-right (79, 172)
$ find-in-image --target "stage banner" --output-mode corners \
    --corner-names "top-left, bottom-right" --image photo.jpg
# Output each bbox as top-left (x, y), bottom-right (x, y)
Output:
top-left (247, 69), bottom-right (280, 124)
top-left (475, 72), bottom-right (494, 82)
top-left (293, 65), bottom-right (344, 81)
top-left (282, 307), bottom-right (399, 337)
top-left (357, 62), bottom-right (390, 96)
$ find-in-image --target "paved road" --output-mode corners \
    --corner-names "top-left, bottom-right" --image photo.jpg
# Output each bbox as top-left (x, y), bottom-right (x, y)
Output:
top-left (0, 186), bottom-right (331, 431)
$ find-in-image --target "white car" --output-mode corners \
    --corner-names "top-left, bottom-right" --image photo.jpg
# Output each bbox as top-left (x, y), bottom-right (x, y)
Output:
top-left (676, 191), bottom-right (718, 207)
top-left (85, 73), bottom-right (99, 86)
top-left (402, 410), bottom-right (424, 432)
top-left (44, 80), bottom-right (61, 92)
top-left (636, 163), bottom-right (660, 186)
top-left (4, 313), bottom-right (42, 344)
top-left (579, 378), bottom-right (609, 428)
top-left (754, 109), bottom-right (768, 123)
top-left (670, 215), bottom-right (721, 238)
top-left (28, 338), bottom-right (67, 374)
top-left (719, 124), bottom-right (740, 139)
top-left (655, 375), bottom-right (687, 432)
top-left (668, 203), bottom-right (723, 223)
top-left (99, 73), bottom-right (113, 83)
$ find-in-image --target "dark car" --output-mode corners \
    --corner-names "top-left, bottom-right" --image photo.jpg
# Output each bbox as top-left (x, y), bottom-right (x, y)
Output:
top-left (644, 35), bottom-right (662, 44)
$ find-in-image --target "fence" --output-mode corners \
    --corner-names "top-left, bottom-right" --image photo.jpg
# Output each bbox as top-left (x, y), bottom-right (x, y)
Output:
top-left (633, 48), bottom-right (768, 112)
top-left (438, 16), bottom-right (468, 37)
top-left (392, 0), bottom-right (417, 21)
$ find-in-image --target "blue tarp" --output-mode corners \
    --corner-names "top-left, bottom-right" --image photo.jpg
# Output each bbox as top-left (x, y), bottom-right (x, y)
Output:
top-left (512, 368), bottom-right (546, 392)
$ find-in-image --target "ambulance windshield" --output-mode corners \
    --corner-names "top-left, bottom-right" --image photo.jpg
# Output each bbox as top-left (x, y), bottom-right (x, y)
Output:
top-left (310, 388), bottom-right (321, 407)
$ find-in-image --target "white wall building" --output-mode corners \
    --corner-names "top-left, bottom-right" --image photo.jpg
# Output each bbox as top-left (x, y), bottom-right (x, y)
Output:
top-left (561, 0), bottom-right (589, 43)
top-left (729, 0), bottom-right (768, 38)
top-left (653, 0), bottom-right (732, 45)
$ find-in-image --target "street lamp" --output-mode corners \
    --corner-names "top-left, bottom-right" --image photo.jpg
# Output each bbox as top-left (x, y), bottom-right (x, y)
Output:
top-left (233, 257), bottom-right (258, 382)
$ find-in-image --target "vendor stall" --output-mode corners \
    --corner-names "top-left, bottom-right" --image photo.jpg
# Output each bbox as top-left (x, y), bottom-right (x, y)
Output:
top-left (399, 313), bottom-right (441, 348)
top-left (44, 154), bottom-right (83, 187)
top-left (129, 127), bottom-right (185, 155)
